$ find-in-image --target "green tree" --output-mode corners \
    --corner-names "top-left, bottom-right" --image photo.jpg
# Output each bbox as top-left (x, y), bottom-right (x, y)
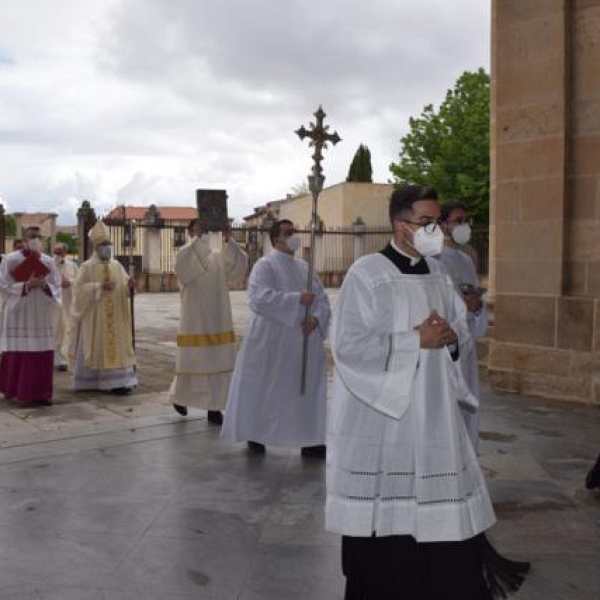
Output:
top-left (347, 144), bottom-right (373, 183)
top-left (5, 214), bottom-right (16, 237)
top-left (389, 68), bottom-right (490, 223)
top-left (56, 231), bottom-right (77, 254)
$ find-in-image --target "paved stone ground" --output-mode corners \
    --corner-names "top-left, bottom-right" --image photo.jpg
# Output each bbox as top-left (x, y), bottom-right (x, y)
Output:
top-left (0, 292), bottom-right (598, 598)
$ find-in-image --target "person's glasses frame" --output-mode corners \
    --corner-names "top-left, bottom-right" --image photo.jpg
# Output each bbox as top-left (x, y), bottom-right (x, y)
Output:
top-left (400, 219), bottom-right (443, 234)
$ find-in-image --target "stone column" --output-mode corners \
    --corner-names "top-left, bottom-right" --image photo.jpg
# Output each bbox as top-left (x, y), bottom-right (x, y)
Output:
top-left (488, 0), bottom-right (600, 404)
top-left (76, 201), bottom-right (96, 262)
top-left (352, 218), bottom-right (366, 262)
top-left (13, 212), bottom-right (23, 238)
top-left (143, 228), bottom-right (161, 273)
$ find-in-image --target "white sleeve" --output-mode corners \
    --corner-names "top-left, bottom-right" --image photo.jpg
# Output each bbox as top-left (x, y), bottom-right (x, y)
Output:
top-left (248, 259), bottom-right (304, 327)
top-left (222, 239), bottom-right (249, 284)
top-left (331, 269), bottom-right (420, 420)
top-left (175, 239), bottom-right (210, 286)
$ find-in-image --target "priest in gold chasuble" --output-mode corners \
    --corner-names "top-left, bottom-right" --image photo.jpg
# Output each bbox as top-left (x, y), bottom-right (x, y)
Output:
top-left (70, 221), bottom-right (137, 394)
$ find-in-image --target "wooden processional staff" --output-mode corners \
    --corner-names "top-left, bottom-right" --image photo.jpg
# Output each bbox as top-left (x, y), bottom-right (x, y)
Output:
top-left (295, 106), bottom-right (341, 395)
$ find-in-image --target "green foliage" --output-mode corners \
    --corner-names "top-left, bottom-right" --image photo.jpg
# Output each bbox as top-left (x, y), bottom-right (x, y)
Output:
top-left (56, 231), bottom-right (77, 254)
top-left (389, 68), bottom-right (490, 223)
top-left (290, 181), bottom-right (310, 197)
top-left (347, 144), bottom-right (373, 183)
top-left (4, 214), bottom-right (16, 237)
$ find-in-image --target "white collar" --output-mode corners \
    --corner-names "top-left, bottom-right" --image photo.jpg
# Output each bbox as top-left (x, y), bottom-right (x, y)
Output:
top-left (390, 238), bottom-right (422, 267)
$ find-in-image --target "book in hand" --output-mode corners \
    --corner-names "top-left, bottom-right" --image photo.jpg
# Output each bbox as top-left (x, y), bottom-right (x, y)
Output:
top-left (11, 254), bottom-right (50, 283)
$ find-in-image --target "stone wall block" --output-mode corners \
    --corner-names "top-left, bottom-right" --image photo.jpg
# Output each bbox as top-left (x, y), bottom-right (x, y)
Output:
top-left (499, 0), bottom-right (564, 25)
top-left (571, 100), bottom-right (600, 135)
top-left (557, 297), bottom-right (595, 351)
top-left (495, 260), bottom-right (563, 295)
top-left (569, 135), bottom-right (600, 176)
top-left (496, 65), bottom-right (564, 108)
top-left (586, 262), bottom-right (600, 295)
top-left (498, 103), bottom-right (563, 142)
top-left (594, 299), bottom-right (600, 351)
top-left (565, 260), bottom-right (588, 295)
top-left (489, 342), bottom-right (571, 376)
top-left (569, 351), bottom-right (600, 377)
top-left (487, 368), bottom-right (521, 394)
top-left (497, 17), bottom-right (564, 67)
top-left (494, 294), bottom-right (557, 346)
top-left (519, 372), bottom-right (591, 403)
top-left (567, 221), bottom-right (600, 261)
top-left (497, 138), bottom-right (565, 181)
top-left (495, 221), bottom-right (563, 261)
top-left (566, 176), bottom-right (597, 220)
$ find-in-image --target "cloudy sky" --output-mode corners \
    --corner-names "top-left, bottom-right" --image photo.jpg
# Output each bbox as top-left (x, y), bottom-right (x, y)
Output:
top-left (0, 0), bottom-right (490, 224)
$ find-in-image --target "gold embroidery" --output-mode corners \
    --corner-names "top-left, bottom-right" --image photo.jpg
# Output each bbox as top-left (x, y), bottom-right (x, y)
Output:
top-left (102, 262), bottom-right (118, 368)
top-left (177, 331), bottom-right (235, 347)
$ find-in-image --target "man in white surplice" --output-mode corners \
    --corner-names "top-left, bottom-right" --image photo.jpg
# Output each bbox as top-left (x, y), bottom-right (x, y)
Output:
top-left (52, 242), bottom-right (78, 371)
top-left (168, 219), bottom-right (248, 424)
top-left (221, 219), bottom-right (330, 457)
top-left (326, 185), bottom-right (526, 599)
top-left (438, 201), bottom-right (488, 452)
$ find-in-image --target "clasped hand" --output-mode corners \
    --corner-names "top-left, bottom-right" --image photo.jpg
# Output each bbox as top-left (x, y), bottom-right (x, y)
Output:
top-left (413, 310), bottom-right (457, 349)
top-left (26, 276), bottom-right (46, 291)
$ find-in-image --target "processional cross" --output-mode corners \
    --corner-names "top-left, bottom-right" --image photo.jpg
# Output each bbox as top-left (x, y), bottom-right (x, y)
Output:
top-left (295, 106), bottom-right (341, 394)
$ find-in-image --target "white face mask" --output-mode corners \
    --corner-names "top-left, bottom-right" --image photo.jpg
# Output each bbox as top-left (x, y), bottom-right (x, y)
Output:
top-left (96, 245), bottom-right (112, 261)
top-left (451, 223), bottom-right (471, 246)
top-left (285, 234), bottom-right (301, 253)
top-left (412, 225), bottom-right (444, 257)
top-left (28, 238), bottom-right (42, 253)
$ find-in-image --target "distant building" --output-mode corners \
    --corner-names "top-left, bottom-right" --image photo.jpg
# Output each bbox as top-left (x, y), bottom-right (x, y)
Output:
top-left (104, 205), bottom-right (197, 292)
top-left (242, 182), bottom-right (394, 284)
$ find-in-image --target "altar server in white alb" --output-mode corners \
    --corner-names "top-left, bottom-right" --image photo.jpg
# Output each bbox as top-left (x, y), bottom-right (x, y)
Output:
top-left (438, 200), bottom-right (488, 452)
top-left (52, 242), bottom-right (78, 371)
top-left (168, 219), bottom-right (248, 424)
top-left (0, 227), bottom-right (61, 406)
top-left (327, 185), bottom-right (528, 599)
top-left (70, 221), bottom-right (137, 394)
top-left (222, 219), bottom-right (330, 457)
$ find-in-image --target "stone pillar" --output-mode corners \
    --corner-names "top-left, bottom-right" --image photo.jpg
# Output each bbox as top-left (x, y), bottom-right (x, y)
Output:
top-left (143, 228), bottom-right (161, 273)
top-left (13, 212), bottom-right (23, 238)
top-left (488, 0), bottom-right (600, 404)
top-left (76, 201), bottom-right (96, 262)
top-left (352, 218), bottom-right (366, 262)
top-left (49, 213), bottom-right (57, 248)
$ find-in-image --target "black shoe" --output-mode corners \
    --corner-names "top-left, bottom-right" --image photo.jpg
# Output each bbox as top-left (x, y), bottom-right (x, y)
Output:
top-left (585, 459), bottom-right (600, 490)
top-left (30, 399), bottom-right (53, 407)
top-left (57, 365), bottom-right (68, 372)
top-left (247, 441), bottom-right (266, 453)
top-left (301, 445), bottom-right (326, 459)
top-left (173, 403), bottom-right (188, 416)
top-left (207, 410), bottom-right (223, 425)
top-left (110, 387), bottom-right (132, 396)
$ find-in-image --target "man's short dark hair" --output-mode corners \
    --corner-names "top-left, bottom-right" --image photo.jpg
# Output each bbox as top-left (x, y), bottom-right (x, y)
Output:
top-left (187, 218), bottom-right (198, 232)
top-left (440, 201), bottom-right (469, 223)
top-left (389, 185), bottom-right (438, 223)
top-left (269, 219), bottom-right (293, 245)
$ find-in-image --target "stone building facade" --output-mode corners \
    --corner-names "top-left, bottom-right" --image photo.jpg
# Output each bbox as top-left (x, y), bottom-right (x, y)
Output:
top-left (488, 0), bottom-right (600, 404)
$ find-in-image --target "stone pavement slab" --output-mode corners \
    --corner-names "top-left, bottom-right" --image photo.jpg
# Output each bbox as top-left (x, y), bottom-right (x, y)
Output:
top-left (0, 292), bottom-right (598, 598)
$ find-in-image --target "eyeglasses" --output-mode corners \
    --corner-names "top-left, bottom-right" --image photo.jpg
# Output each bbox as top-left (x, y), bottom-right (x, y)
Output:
top-left (400, 219), bottom-right (442, 234)
top-left (447, 217), bottom-right (474, 226)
